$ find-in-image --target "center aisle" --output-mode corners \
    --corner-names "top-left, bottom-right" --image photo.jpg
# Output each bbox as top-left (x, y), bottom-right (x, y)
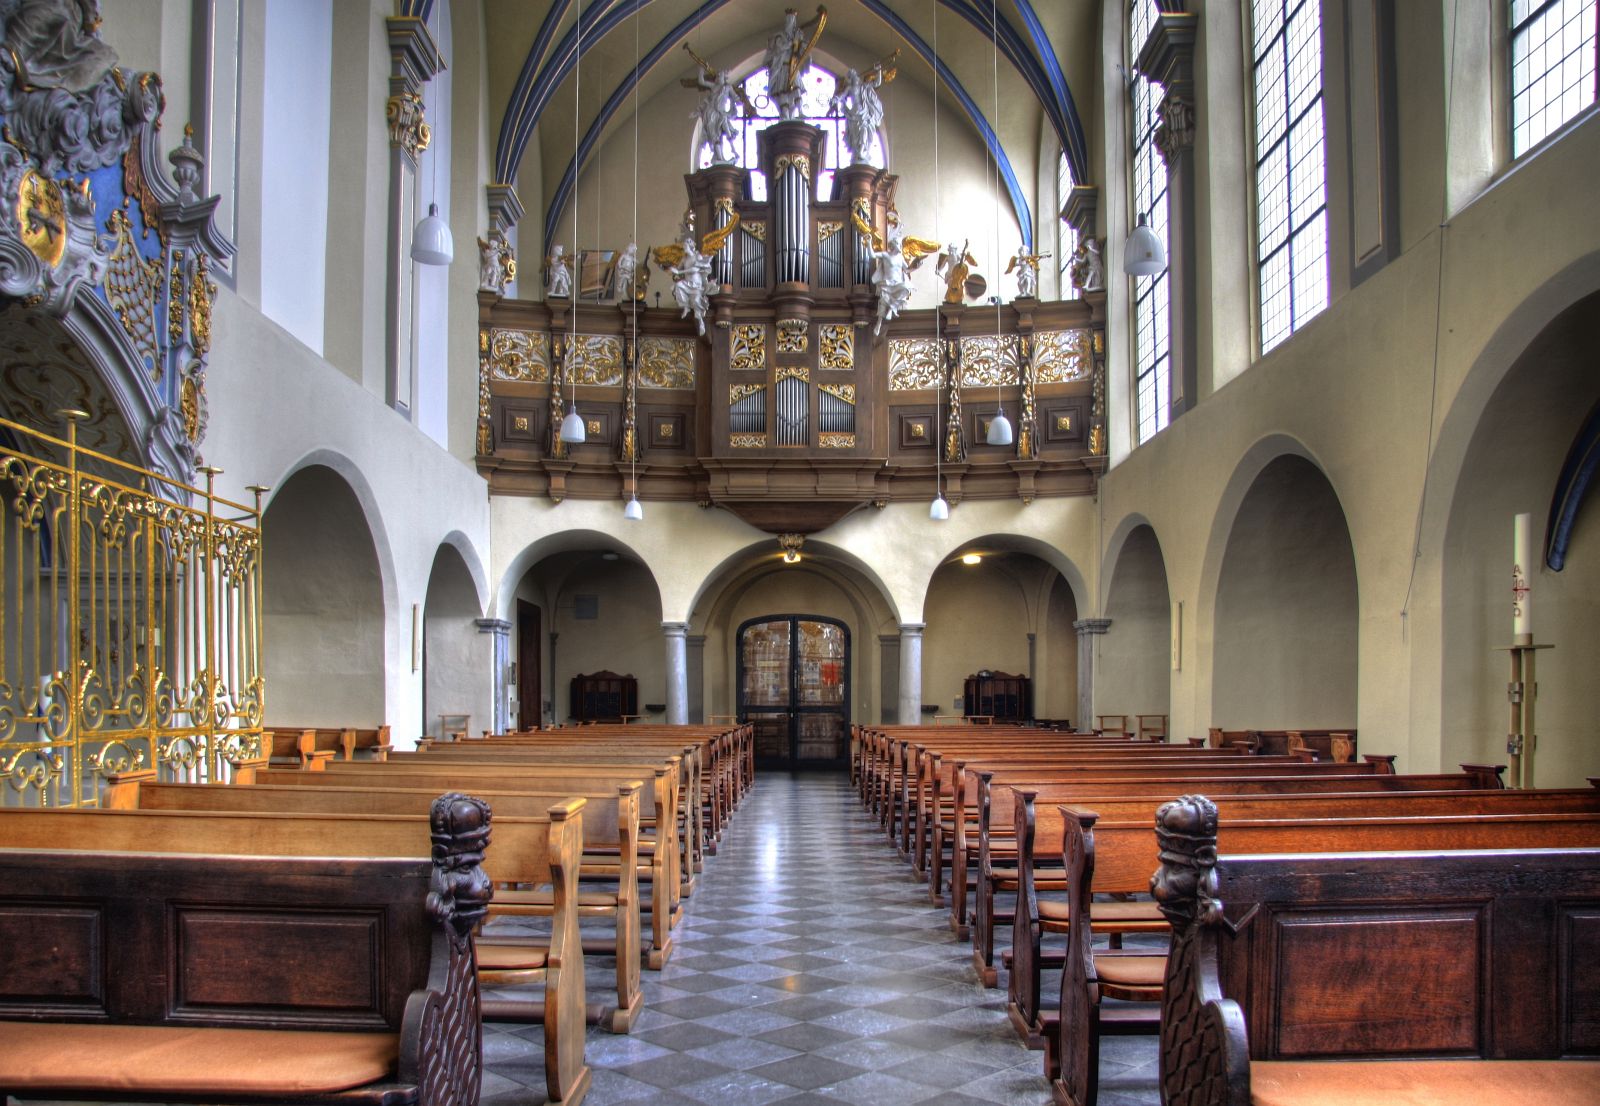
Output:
top-left (482, 772), bottom-right (1158, 1105)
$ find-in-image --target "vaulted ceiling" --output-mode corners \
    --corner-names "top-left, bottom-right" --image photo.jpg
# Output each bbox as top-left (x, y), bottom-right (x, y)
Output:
top-left (475, 1), bottom-right (1099, 247)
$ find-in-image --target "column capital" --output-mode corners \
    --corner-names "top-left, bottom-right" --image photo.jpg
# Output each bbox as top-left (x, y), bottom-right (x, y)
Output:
top-left (1073, 618), bottom-right (1113, 636)
top-left (898, 622), bottom-right (926, 636)
top-left (1136, 12), bottom-right (1198, 93)
top-left (474, 618), bottom-right (512, 637)
top-left (662, 621), bottom-right (690, 637)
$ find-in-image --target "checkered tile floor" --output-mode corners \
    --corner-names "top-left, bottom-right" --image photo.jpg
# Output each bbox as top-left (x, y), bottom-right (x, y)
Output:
top-left (481, 772), bottom-right (1159, 1105)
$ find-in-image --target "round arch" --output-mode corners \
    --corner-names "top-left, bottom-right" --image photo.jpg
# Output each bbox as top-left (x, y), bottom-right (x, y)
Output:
top-left (422, 541), bottom-right (488, 740)
top-left (1099, 517), bottom-right (1172, 721)
top-left (260, 462), bottom-right (387, 728)
top-left (268, 448), bottom-right (399, 620)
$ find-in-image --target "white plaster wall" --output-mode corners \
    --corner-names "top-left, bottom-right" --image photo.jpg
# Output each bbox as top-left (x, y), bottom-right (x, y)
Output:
top-left (258, 0), bottom-right (332, 354)
top-left (205, 287), bottom-right (491, 747)
top-left (414, 0), bottom-right (454, 448)
top-left (1099, 523), bottom-right (1171, 719)
top-left (423, 542), bottom-right (489, 740)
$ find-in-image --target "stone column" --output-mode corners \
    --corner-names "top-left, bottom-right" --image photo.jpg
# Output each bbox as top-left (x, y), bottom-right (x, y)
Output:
top-left (1139, 13), bottom-right (1198, 423)
top-left (879, 634), bottom-right (901, 724)
top-left (1073, 618), bottom-right (1112, 733)
top-left (475, 618), bottom-right (512, 734)
top-left (686, 634), bottom-right (706, 724)
top-left (547, 631), bottom-right (559, 724)
top-left (898, 623), bottom-right (925, 725)
top-left (663, 622), bottom-right (689, 724)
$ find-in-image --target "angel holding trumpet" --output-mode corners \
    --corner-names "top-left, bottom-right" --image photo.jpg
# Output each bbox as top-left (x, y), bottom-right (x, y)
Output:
top-left (682, 43), bottom-right (755, 166)
top-left (828, 50), bottom-right (897, 166)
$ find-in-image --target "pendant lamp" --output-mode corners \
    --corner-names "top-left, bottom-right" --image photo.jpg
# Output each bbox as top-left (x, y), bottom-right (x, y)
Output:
top-left (1123, 213), bottom-right (1165, 277)
top-left (927, 0), bottom-right (948, 522)
top-left (986, 408), bottom-right (1013, 446)
top-left (623, 496), bottom-right (644, 520)
top-left (410, 7), bottom-right (451, 265)
top-left (559, 399), bottom-right (585, 443)
top-left (560, 8), bottom-right (585, 445)
top-left (620, 4), bottom-right (643, 522)
top-left (929, 493), bottom-right (950, 521)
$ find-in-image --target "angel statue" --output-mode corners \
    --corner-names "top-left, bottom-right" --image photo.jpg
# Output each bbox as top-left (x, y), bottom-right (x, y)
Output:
top-left (855, 209), bottom-right (940, 335)
top-left (682, 45), bottom-right (754, 165)
top-left (477, 233), bottom-right (507, 294)
top-left (1005, 244), bottom-right (1051, 299)
top-left (546, 244), bottom-right (573, 299)
top-left (614, 241), bottom-right (641, 301)
top-left (827, 52), bottom-right (895, 167)
top-left (765, 6), bottom-right (827, 120)
top-left (935, 238), bottom-right (979, 305)
top-left (652, 215), bottom-right (743, 336)
top-left (1068, 236), bottom-right (1105, 292)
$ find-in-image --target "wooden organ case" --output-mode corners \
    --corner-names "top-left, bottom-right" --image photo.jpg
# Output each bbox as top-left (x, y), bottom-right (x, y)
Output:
top-left (476, 119), bottom-right (1108, 533)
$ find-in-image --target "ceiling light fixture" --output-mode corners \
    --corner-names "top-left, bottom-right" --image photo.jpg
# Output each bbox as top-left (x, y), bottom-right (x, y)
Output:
top-left (622, 2), bottom-right (643, 521)
top-left (410, 6), bottom-right (451, 265)
top-left (1123, 212), bottom-right (1166, 277)
top-left (984, 0), bottom-right (1011, 449)
top-left (929, 0), bottom-right (949, 523)
top-left (559, 7), bottom-right (586, 445)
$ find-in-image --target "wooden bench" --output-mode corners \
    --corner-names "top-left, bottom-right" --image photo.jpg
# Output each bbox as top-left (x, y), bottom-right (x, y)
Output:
top-left (1148, 795), bottom-right (1600, 1106)
top-left (1008, 783), bottom-right (1600, 1061)
top-left (106, 773), bottom-right (645, 1034)
top-left (1049, 800), bottom-right (1600, 1106)
top-left (0, 793), bottom-right (490, 1106)
top-left (0, 799), bottom-right (591, 1105)
top-left (264, 761), bottom-right (682, 967)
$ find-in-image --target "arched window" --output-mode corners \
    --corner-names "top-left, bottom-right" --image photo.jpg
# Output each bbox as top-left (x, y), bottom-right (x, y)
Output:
top-left (1057, 150), bottom-right (1076, 297)
top-left (1511, 0), bottom-right (1597, 157)
top-left (1130, 0), bottom-right (1170, 446)
top-left (1250, 0), bottom-right (1328, 355)
top-left (695, 63), bottom-right (881, 201)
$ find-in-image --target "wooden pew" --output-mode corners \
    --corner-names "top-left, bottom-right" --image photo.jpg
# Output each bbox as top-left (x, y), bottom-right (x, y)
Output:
top-left (1049, 801), bottom-right (1600, 1106)
top-left (0, 799), bottom-right (590, 1105)
top-left (262, 761), bottom-right (681, 968)
top-left (106, 774), bottom-right (644, 1033)
top-left (1008, 784), bottom-right (1600, 1059)
top-left (1147, 796), bottom-right (1600, 1106)
top-left (0, 794), bottom-right (503, 1106)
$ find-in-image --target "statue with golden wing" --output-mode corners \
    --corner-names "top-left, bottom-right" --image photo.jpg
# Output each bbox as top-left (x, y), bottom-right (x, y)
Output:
top-left (935, 239), bottom-right (980, 305)
top-left (852, 208), bottom-right (940, 334)
top-left (1005, 244), bottom-right (1051, 298)
top-left (828, 49), bottom-right (896, 166)
top-left (651, 214), bottom-right (741, 336)
top-left (765, 6), bottom-right (827, 120)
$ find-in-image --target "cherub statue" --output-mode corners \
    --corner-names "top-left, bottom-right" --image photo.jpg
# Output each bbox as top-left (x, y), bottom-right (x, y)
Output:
top-left (667, 236), bottom-right (712, 335)
top-left (614, 241), bottom-right (640, 301)
top-left (1005, 244), bottom-right (1051, 299)
top-left (935, 238), bottom-right (979, 305)
top-left (546, 243), bottom-right (572, 299)
top-left (477, 234), bottom-right (505, 293)
top-left (828, 54), bottom-right (895, 166)
top-left (765, 6), bottom-right (827, 120)
top-left (1068, 236), bottom-right (1105, 292)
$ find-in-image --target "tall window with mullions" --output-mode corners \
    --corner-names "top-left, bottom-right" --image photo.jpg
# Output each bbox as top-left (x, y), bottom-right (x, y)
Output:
top-left (1511, 0), bottom-right (1597, 157)
top-left (1130, 0), bottom-right (1170, 446)
top-left (1251, 0), bottom-right (1329, 355)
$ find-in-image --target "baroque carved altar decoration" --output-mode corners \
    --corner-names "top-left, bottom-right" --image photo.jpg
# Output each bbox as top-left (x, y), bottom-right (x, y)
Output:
top-left (475, 8), bottom-right (1105, 527)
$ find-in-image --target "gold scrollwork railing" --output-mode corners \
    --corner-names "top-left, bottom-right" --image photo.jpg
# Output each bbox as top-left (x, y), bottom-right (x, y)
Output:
top-left (0, 412), bottom-right (264, 806)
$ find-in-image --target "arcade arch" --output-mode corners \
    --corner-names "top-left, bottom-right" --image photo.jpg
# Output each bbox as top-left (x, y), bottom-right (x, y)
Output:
top-left (1099, 521), bottom-right (1172, 721)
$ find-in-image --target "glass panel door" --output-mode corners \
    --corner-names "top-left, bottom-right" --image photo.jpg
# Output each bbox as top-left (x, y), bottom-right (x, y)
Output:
top-left (737, 615), bottom-right (849, 768)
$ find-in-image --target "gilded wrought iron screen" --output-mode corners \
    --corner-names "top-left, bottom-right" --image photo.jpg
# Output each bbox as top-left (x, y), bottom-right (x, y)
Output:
top-left (0, 413), bottom-right (265, 806)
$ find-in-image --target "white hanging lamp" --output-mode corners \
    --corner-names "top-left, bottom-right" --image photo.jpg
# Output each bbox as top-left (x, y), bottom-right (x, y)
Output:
top-left (560, 10), bottom-right (586, 445)
top-left (1123, 213), bottom-right (1166, 277)
top-left (410, 7), bottom-right (452, 266)
top-left (620, 6), bottom-right (643, 521)
top-left (927, 0), bottom-right (948, 522)
top-left (986, 407), bottom-right (1013, 446)
top-left (985, 0), bottom-right (1012, 452)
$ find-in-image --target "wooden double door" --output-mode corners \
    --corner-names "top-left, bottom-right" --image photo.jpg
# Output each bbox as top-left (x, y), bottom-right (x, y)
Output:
top-left (738, 615), bottom-right (849, 768)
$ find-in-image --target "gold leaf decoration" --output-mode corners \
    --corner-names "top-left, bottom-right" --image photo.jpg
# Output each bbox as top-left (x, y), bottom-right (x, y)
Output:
top-left (889, 338), bottom-right (941, 390)
top-left (488, 328), bottom-right (551, 382)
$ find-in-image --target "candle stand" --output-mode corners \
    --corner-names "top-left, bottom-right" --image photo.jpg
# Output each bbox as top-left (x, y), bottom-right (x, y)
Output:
top-left (1501, 635), bottom-right (1552, 789)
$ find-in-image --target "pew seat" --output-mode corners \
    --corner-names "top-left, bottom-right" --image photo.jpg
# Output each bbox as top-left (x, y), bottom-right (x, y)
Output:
top-left (1247, 1059), bottom-right (1600, 1106)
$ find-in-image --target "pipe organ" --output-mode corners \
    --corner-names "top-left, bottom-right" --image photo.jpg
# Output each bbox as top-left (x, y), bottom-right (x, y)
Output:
top-left (477, 117), bottom-right (1106, 533)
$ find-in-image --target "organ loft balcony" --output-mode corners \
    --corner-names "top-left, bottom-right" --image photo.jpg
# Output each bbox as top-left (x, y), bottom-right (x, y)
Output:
top-left (475, 119), bottom-right (1107, 536)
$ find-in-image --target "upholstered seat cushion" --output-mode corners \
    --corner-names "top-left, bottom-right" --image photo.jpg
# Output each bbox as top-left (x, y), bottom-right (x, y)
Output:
top-left (0, 1022), bottom-right (398, 1094)
top-left (477, 943), bottom-right (549, 971)
top-left (1091, 954), bottom-right (1166, 988)
top-left (1039, 899), bottom-right (1167, 926)
top-left (1250, 1059), bottom-right (1600, 1105)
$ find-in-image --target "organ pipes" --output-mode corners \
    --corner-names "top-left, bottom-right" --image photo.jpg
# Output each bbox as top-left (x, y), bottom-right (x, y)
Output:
top-left (712, 197), bottom-right (735, 286)
top-left (775, 163), bottom-right (810, 284)
top-left (776, 373), bottom-right (809, 445)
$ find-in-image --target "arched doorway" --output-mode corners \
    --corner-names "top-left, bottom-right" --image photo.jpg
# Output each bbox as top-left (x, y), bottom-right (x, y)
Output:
top-left (737, 614), bottom-right (849, 768)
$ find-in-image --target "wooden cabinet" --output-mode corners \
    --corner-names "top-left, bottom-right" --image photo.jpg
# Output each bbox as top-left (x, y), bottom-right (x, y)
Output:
top-left (963, 671), bottom-right (1032, 722)
top-left (570, 670), bottom-right (638, 723)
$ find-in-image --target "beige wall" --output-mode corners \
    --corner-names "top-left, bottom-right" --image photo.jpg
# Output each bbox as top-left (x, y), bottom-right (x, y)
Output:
top-left (1099, 523), bottom-right (1171, 720)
